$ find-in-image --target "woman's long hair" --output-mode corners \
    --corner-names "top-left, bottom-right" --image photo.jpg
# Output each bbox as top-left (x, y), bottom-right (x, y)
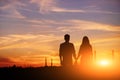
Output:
top-left (81, 36), bottom-right (90, 46)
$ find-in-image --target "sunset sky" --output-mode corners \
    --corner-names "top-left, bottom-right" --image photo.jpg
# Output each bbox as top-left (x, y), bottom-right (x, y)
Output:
top-left (0, 0), bottom-right (120, 67)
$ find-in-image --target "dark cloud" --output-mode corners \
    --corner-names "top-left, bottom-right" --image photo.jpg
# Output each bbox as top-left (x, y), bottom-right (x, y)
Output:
top-left (0, 57), bottom-right (14, 63)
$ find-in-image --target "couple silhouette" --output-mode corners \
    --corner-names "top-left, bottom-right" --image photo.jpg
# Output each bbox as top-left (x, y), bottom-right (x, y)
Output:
top-left (59, 34), bottom-right (93, 67)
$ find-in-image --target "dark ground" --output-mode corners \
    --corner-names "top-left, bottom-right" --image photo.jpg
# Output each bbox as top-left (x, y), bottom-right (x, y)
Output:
top-left (0, 65), bottom-right (120, 80)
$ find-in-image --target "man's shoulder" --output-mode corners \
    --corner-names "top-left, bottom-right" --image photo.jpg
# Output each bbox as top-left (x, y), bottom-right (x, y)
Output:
top-left (69, 42), bottom-right (73, 45)
top-left (60, 42), bottom-right (65, 46)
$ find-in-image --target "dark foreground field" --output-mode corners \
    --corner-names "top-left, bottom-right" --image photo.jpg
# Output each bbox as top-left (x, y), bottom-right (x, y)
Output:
top-left (0, 65), bottom-right (120, 80)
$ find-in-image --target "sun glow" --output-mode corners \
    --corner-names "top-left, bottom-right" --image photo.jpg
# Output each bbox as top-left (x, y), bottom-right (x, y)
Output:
top-left (96, 59), bottom-right (112, 67)
top-left (99, 60), bottom-right (109, 66)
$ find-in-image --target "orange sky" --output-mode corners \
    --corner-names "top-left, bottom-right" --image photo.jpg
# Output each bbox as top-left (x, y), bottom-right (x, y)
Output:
top-left (0, 0), bottom-right (120, 67)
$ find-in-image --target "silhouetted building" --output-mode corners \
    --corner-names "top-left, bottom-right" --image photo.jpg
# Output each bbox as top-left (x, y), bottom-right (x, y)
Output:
top-left (94, 50), bottom-right (96, 62)
top-left (51, 58), bottom-right (53, 67)
top-left (112, 50), bottom-right (114, 61)
top-left (45, 57), bottom-right (47, 67)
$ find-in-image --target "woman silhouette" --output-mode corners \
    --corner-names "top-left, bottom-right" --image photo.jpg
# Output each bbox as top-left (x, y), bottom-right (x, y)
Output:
top-left (77, 36), bottom-right (93, 65)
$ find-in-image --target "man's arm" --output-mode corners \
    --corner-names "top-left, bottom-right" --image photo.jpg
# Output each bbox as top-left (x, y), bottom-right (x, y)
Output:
top-left (77, 45), bottom-right (81, 60)
top-left (72, 44), bottom-right (76, 60)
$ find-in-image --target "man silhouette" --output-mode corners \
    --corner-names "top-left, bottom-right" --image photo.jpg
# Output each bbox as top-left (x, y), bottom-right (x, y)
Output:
top-left (59, 34), bottom-right (76, 67)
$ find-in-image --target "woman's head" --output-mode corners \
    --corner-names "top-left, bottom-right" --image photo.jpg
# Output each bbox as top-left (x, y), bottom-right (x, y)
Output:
top-left (82, 36), bottom-right (90, 45)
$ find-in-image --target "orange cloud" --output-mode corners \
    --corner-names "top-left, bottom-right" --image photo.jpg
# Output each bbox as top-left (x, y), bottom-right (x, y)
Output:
top-left (57, 20), bottom-right (120, 32)
top-left (52, 7), bottom-right (86, 13)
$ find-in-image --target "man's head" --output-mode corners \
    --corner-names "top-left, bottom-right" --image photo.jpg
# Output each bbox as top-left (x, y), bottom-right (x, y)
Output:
top-left (64, 34), bottom-right (70, 42)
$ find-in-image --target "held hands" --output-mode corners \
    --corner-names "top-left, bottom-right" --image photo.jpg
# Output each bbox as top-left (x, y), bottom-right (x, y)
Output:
top-left (74, 56), bottom-right (79, 63)
top-left (75, 56), bottom-right (79, 61)
top-left (74, 56), bottom-right (80, 64)
top-left (74, 57), bottom-right (78, 65)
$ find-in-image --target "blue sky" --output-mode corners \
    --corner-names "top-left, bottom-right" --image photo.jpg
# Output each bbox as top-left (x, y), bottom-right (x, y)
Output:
top-left (0, 0), bottom-right (120, 67)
